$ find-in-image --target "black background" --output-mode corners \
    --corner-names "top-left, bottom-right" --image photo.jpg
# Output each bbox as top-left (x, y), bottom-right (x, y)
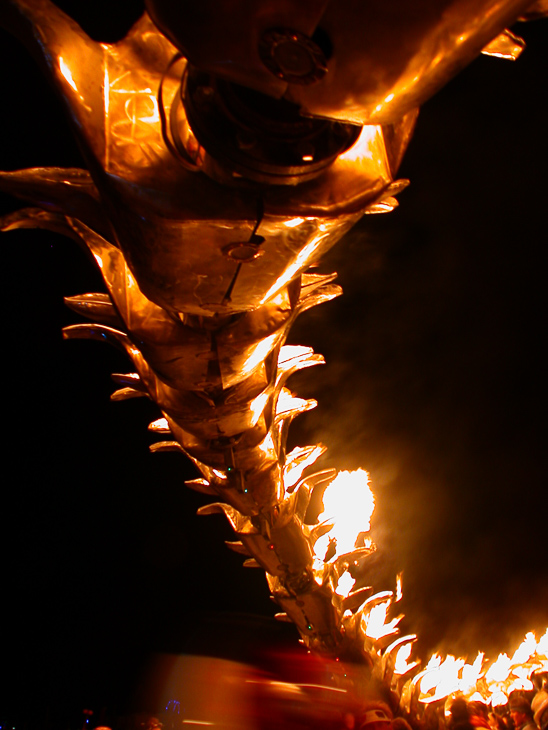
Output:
top-left (1, 4), bottom-right (547, 728)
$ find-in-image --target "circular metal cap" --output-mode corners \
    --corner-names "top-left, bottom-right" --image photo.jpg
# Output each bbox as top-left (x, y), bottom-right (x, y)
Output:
top-left (222, 241), bottom-right (265, 261)
top-left (259, 28), bottom-right (328, 85)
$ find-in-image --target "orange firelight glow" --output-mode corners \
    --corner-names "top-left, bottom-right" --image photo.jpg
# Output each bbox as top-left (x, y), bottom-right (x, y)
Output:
top-left (313, 469), bottom-right (375, 564)
top-left (402, 628), bottom-right (548, 710)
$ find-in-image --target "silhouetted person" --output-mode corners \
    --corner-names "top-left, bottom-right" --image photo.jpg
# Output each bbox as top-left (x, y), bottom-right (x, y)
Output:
top-left (449, 698), bottom-right (474, 730)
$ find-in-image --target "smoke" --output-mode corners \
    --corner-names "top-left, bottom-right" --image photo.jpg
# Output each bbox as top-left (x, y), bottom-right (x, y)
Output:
top-left (286, 32), bottom-right (548, 659)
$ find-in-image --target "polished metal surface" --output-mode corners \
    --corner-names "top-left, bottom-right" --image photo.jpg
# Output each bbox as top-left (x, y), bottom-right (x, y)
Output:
top-left (0, 2), bottom-right (409, 315)
top-left (145, 0), bottom-right (534, 124)
top-left (0, 0), bottom-right (540, 691)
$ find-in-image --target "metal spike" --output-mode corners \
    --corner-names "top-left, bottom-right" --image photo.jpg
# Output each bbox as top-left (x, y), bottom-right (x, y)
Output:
top-left (300, 271), bottom-right (338, 291)
top-left (275, 392), bottom-right (317, 418)
top-left (277, 345), bottom-right (324, 372)
top-left (111, 372), bottom-right (146, 391)
top-left (384, 634), bottom-right (418, 658)
top-left (149, 441), bottom-right (184, 453)
top-left (62, 324), bottom-right (129, 353)
top-left (360, 591), bottom-right (394, 616)
top-left (334, 545), bottom-right (377, 572)
top-left (243, 558), bottom-right (261, 568)
top-left (295, 285), bottom-right (343, 316)
top-left (285, 444), bottom-right (326, 467)
top-left (284, 444), bottom-right (327, 491)
top-left (64, 293), bottom-right (121, 325)
top-left (293, 484), bottom-right (312, 521)
top-left (111, 387), bottom-right (148, 401)
top-left (385, 179), bottom-right (410, 196)
top-left (185, 478), bottom-right (216, 495)
top-left (274, 613), bottom-right (292, 623)
top-left (482, 28), bottom-right (525, 60)
top-left (148, 418), bottom-right (171, 434)
top-left (342, 587), bottom-right (373, 613)
top-left (309, 521), bottom-right (334, 545)
top-left (0, 207), bottom-right (79, 240)
top-left (225, 541), bottom-right (251, 556)
top-left (365, 196), bottom-right (399, 214)
top-left (196, 503), bottom-right (249, 532)
top-left (295, 468), bottom-right (337, 494)
top-left (274, 350), bottom-right (324, 394)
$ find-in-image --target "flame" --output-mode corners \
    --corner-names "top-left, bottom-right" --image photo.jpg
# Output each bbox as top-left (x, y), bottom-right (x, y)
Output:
top-left (362, 591), bottom-right (403, 640)
top-left (414, 652), bottom-right (483, 704)
top-left (507, 676), bottom-right (534, 693)
top-left (420, 655), bottom-right (464, 701)
top-left (485, 653), bottom-right (511, 684)
top-left (538, 628), bottom-right (548, 655)
top-left (363, 601), bottom-right (389, 639)
top-left (395, 643), bottom-right (418, 676)
top-left (396, 572), bottom-right (403, 602)
top-left (335, 571), bottom-right (356, 596)
top-left (511, 631), bottom-right (537, 664)
top-left (468, 692), bottom-right (485, 703)
top-left (491, 690), bottom-right (510, 708)
top-left (314, 469), bottom-right (374, 562)
top-left (409, 628), bottom-right (548, 708)
top-left (459, 652), bottom-right (484, 694)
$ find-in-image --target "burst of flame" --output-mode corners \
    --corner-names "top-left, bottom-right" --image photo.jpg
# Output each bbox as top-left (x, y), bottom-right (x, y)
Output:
top-left (485, 653), bottom-right (511, 684)
top-left (410, 628), bottom-right (548, 708)
top-left (537, 628), bottom-right (548, 655)
top-left (491, 689), bottom-right (510, 708)
top-left (419, 655), bottom-right (465, 702)
top-left (459, 652), bottom-right (484, 694)
top-left (511, 631), bottom-right (537, 664)
top-left (507, 675), bottom-right (534, 693)
top-left (313, 469), bottom-right (375, 563)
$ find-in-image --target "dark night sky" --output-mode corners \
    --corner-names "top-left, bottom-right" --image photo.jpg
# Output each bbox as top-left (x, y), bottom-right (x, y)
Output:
top-left (1, 4), bottom-right (547, 728)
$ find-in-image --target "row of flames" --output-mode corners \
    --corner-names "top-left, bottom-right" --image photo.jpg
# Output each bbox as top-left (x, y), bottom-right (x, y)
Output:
top-left (399, 628), bottom-right (548, 712)
top-left (314, 468), bottom-right (547, 710)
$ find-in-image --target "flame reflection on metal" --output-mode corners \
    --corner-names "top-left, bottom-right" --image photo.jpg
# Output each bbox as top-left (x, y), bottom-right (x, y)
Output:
top-left (1, 0), bottom-right (547, 712)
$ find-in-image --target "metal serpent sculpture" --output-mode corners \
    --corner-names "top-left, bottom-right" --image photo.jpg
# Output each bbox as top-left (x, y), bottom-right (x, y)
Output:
top-left (1, 0), bottom-right (546, 710)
